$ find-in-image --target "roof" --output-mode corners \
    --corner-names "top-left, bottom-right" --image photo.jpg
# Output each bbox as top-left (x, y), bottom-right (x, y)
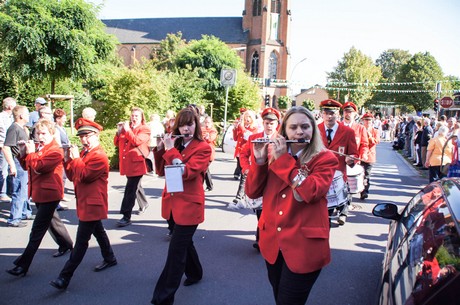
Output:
top-left (102, 17), bottom-right (248, 44)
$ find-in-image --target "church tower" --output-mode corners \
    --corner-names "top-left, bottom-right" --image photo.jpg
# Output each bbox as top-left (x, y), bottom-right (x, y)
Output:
top-left (243, 0), bottom-right (291, 108)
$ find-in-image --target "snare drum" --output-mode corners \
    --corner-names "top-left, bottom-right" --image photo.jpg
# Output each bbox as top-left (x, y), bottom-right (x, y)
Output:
top-left (327, 170), bottom-right (348, 208)
top-left (347, 164), bottom-right (364, 194)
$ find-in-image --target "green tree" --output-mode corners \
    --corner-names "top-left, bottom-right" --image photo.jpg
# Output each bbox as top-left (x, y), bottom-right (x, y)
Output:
top-left (327, 47), bottom-right (382, 108)
top-left (0, 0), bottom-right (117, 94)
top-left (151, 32), bottom-right (187, 71)
top-left (174, 35), bottom-right (259, 123)
top-left (372, 49), bottom-right (412, 104)
top-left (396, 52), bottom-right (444, 112)
top-left (277, 96), bottom-right (289, 109)
top-left (302, 99), bottom-right (315, 111)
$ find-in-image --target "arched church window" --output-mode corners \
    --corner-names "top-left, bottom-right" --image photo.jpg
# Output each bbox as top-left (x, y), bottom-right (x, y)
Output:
top-left (251, 52), bottom-right (260, 77)
top-left (269, 52), bottom-right (278, 79)
top-left (271, 0), bottom-right (281, 13)
top-left (253, 0), bottom-right (262, 16)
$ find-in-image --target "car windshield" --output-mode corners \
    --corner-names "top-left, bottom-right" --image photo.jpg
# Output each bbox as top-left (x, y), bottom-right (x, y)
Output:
top-left (390, 181), bottom-right (460, 305)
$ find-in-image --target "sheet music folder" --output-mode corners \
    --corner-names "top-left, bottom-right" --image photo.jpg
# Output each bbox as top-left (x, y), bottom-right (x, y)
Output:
top-left (165, 165), bottom-right (184, 193)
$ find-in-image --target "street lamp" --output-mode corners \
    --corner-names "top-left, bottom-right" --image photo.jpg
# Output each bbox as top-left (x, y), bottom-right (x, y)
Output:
top-left (289, 57), bottom-right (307, 105)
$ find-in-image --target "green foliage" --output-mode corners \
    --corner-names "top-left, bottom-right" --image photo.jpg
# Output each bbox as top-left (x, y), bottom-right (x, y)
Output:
top-left (0, 0), bottom-right (117, 93)
top-left (376, 49), bottom-right (412, 82)
top-left (396, 52), bottom-right (444, 112)
top-left (327, 47), bottom-right (382, 107)
top-left (277, 96), bottom-right (289, 109)
top-left (151, 32), bottom-right (187, 71)
top-left (174, 35), bottom-right (259, 123)
top-left (302, 99), bottom-right (316, 111)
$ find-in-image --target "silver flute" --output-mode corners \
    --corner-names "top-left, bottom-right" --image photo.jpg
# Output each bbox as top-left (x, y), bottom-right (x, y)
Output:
top-left (251, 138), bottom-right (310, 144)
top-left (155, 134), bottom-right (190, 138)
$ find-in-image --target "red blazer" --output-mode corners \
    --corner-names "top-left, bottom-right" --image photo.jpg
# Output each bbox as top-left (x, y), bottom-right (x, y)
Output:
top-left (365, 126), bottom-right (380, 164)
top-left (239, 131), bottom-right (276, 173)
top-left (348, 122), bottom-right (369, 162)
top-left (246, 150), bottom-right (338, 274)
top-left (20, 140), bottom-right (63, 203)
top-left (318, 122), bottom-right (358, 181)
top-left (64, 145), bottom-right (109, 221)
top-left (114, 124), bottom-right (151, 177)
top-left (154, 139), bottom-right (211, 225)
top-left (201, 126), bottom-right (218, 162)
top-left (233, 123), bottom-right (258, 158)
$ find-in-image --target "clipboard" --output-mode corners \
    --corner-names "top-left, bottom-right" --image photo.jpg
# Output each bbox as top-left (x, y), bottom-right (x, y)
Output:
top-left (165, 165), bottom-right (185, 193)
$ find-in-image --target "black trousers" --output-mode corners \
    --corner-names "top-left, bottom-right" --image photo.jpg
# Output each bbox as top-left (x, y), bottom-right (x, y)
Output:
top-left (14, 201), bottom-right (73, 271)
top-left (235, 173), bottom-right (247, 200)
top-left (234, 157), bottom-right (241, 177)
top-left (152, 224), bottom-right (202, 305)
top-left (204, 165), bottom-right (213, 190)
top-left (361, 162), bottom-right (373, 195)
top-left (59, 220), bottom-right (115, 282)
top-left (120, 175), bottom-right (147, 219)
top-left (266, 251), bottom-right (321, 305)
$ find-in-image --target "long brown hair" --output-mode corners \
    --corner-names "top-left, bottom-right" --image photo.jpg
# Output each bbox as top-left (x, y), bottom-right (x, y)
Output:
top-left (278, 106), bottom-right (325, 164)
top-left (172, 108), bottom-right (203, 148)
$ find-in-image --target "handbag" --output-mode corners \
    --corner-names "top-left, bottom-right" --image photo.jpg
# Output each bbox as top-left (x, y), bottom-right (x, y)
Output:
top-left (136, 146), bottom-right (153, 172)
top-left (447, 144), bottom-right (460, 178)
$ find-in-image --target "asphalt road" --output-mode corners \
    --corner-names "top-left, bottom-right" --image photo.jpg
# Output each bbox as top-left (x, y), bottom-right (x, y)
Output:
top-left (0, 142), bottom-right (427, 305)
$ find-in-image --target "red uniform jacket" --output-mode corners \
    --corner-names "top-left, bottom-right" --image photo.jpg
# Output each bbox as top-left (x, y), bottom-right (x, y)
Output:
top-left (20, 140), bottom-right (64, 203)
top-left (318, 122), bottom-right (358, 181)
top-left (239, 131), bottom-right (267, 173)
top-left (114, 124), bottom-right (151, 177)
top-left (233, 123), bottom-right (258, 158)
top-left (246, 150), bottom-right (338, 273)
top-left (365, 126), bottom-right (380, 164)
top-left (154, 139), bottom-right (211, 225)
top-left (64, 145), bottom-right (109, 221)
top-left (347, 122), bottom-right (369, 162)
top-left (201, 126), bottom-right (218, 162)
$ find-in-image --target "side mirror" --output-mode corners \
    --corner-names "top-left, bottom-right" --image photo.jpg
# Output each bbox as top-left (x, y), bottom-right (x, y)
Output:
top-left (372, 203), bottom-right (401, 221)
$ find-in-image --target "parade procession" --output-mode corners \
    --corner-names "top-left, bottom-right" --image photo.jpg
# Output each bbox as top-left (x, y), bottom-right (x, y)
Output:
top-left (1, 1), bottom-right (460, 305)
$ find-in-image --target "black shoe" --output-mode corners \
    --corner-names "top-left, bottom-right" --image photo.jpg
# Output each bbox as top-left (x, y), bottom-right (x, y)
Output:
top-left (117, 217), bottom-right (132, 227)
top-left (233, 174), bottom-right (240, 180)
top-left (360, 193), bottom-right (368, 200)
top-left (53, 247), bottom-right (72, 258)
top-left (94, 259), bottom-right (117, 272)
top-left (183, 278), bottom-right (200, 286)
top-left (205, 187), bottom-right (213, 192)
top-left (6, 266), bottom-right (27, 277)
top-left (50, 277), bottom-right (69, 290)
top-left (253, 242), bottom-right (260, 251)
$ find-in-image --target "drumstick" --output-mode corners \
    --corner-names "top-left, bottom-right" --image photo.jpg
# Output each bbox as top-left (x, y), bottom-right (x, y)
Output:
top-left (329, 149), bottom-right (367, 163)
top-left (251, 138), bottom-right (310, 144)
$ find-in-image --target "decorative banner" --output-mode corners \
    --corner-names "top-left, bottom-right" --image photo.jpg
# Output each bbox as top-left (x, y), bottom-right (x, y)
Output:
top-left (251, 78), bottom-right (460, 94)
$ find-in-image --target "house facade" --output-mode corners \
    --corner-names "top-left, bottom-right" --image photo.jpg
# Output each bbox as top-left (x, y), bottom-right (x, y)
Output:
top-left (102, 0), bottom-right (291, 108)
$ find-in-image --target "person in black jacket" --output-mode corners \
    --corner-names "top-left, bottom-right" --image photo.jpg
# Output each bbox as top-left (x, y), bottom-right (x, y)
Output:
top-left (420, 118), bottom-right (433, 170)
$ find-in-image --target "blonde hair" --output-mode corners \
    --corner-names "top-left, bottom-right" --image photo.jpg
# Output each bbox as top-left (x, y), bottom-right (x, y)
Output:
top-left (278, 106), bottom-right (325, 164)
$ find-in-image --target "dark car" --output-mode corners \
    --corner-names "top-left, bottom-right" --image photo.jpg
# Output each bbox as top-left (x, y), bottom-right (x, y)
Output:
top-left (372, 178), bottom-right (460, 305)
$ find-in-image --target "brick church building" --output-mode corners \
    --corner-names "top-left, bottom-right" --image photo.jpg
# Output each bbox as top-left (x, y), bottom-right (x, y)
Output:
top-left (102, 0), bottom-right (291, 107)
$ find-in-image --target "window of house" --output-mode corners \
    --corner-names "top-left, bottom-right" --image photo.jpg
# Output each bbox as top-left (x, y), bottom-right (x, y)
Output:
top-left (269, 52), bottom-right (278, 79)
top-left (253, 0), bottom-right (262, 16)
top-left (251, 52), bottom-right (259, 77)
top-left (271, 0), bottom-right (281, 13)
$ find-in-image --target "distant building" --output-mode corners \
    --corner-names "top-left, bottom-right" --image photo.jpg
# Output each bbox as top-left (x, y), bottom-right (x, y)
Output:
top-left (294, 86), bottom-right (329, 109)
top-left (102, 0), bottom-right (291, 108)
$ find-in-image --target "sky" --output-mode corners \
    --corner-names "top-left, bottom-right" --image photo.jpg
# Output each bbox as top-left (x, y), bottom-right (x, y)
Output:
top-left (90, 0), bottom-right (460, 92)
